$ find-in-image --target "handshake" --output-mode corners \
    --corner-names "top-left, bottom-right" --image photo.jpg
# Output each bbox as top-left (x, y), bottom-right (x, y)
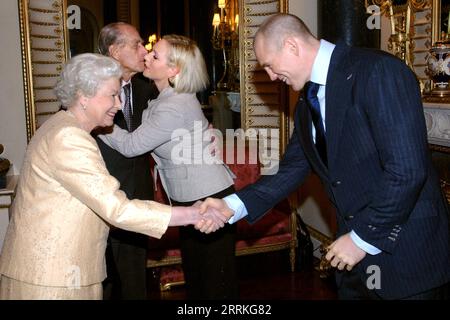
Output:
top-left (194, 198), bottom-right (234, 233)
top-left (170, 198), bottom-right (234, 233)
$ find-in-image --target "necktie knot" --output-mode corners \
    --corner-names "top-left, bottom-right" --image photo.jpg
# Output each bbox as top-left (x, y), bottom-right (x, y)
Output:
top-left (306, 81), bottom-right (320, 104)
top-left (305, 81), bottom-right (321, 115)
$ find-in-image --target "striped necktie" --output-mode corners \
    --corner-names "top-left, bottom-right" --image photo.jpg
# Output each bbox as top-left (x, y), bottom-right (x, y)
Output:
top-left (122, 83), bottom-right (132, 131)
top-left (305, 81), bottom-right (327, 166)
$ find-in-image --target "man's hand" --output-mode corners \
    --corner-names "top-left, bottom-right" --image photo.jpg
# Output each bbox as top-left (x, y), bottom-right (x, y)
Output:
top-left (195, 198), bottom-right (234, 233)
top-left (190, 200), bottom-right (228, 234)
top-left (325, 233), bottom-right (366, 271)
top-left (170, 204), bottom-right (224, 234)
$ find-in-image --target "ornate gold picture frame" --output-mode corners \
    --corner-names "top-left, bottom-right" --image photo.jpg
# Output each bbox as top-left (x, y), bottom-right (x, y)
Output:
top-left (18, 0), bottom-right (69, 142)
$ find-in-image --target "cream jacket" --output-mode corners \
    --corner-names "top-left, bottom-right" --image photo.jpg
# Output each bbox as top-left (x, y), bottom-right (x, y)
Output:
top-left (100, 87), bottom-right (235, 202)
top-left (0, 111), bottom-right (171, 287)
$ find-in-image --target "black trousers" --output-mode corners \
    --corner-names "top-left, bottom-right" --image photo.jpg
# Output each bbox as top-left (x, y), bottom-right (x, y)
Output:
top-left (173, 186), bottom-right (239, 300)
top-left (103, 230), bottom-right (148, 300)
top-left (337, 267), bottom-right (450, 300)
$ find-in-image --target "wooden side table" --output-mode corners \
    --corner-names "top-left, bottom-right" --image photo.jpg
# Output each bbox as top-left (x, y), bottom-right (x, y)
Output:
top-left (0, 175), bottom-right (19, 220)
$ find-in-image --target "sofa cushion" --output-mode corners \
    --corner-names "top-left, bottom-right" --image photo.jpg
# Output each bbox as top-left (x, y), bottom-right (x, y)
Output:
top-left (237, 206), bottom-right (291, 240)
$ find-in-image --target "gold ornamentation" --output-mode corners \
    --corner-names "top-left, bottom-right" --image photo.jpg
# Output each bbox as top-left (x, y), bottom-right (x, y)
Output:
top-left (29, 20), bottom-right (59, 26)
top-left (32, 47), bottom-right (61, 52)
top-left (29, 7), bottom-right (59, 13)
top-left (33, 74), bottom-right (60, 77)
top-left (19, 0), bottom-right (69, 141)
top-left (33, 61), bottom-right (63, 64)
top-left (365, 0), bottom-right (430, 15)
top-left (35, 112), bottom-right (57, 116)
top-left (35, 99), bottom-right (59, 103)
top-left (366, 1), bottom-right (434, 95)
top-left (34, 86), bottom-right (55, 90)
top-left (31, 34), bottom-right (60, 39)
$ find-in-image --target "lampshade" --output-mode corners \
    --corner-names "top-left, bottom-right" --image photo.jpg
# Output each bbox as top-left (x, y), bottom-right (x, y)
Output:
top-left (218, 0), bottom-right (225, 9)
top-left (145, 34), bottom-right (157, 51)
top-left (212, 13), bottom-right (220, 27)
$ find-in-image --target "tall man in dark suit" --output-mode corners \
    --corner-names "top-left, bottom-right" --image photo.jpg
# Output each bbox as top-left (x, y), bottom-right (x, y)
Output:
top-left (200, 13), bottom-right (450, 299)
top-left (95, 22), bottom-right (158, 300)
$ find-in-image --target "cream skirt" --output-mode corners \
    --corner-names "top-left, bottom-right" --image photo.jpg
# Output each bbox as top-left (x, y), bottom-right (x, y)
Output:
top-left (0, 275), bottom-right (102, 300)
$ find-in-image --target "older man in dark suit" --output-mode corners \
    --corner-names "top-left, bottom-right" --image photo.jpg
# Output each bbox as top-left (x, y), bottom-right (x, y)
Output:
top-left (200, 13), bottom-right (450, 299)
top-left (95, 22), bottom-right (158, 300)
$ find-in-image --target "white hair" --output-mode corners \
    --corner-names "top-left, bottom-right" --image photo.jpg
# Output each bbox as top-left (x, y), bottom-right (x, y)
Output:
top-left (54, 53), bottom-right (122, 107)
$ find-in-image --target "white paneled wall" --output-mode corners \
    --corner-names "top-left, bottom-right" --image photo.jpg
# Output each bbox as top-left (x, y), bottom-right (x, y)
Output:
top-left (0, 0), bottom-right (27, 250)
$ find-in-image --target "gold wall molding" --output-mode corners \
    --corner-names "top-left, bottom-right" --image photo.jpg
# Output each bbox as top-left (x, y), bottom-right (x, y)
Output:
top-left (365, 0), bottom-right (431, 15)
top-left (19, 0), bottom-right (69, 141)
top-left (238, 0), bottom-right (288, 171)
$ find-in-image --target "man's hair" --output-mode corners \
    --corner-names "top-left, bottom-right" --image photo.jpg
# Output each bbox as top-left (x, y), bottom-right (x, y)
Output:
top-left (163, 34), bottom-right (209, 93)
top-left (98, 22), bottom-right (131, 56)
top-left (255, 13), bottom-right (313, 50)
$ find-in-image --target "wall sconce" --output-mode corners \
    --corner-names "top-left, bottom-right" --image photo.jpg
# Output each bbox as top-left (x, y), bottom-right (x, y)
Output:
top-left (211, 0), bottom-right (239, 91)
top-left (365, 0), bottom-right (413, 68)
top-left (388, 1), bottom-right (413, 68)
top-left (145, 34), bottom-right (157, 51)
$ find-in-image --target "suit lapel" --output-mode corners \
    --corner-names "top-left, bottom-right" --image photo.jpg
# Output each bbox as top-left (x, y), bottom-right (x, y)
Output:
top-left (325, 44), bottom-right (354, 167)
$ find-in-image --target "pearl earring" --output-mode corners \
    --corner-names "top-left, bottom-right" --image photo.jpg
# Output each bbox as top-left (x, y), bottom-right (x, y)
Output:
top-left (81, 103), bottom-right (86, 110)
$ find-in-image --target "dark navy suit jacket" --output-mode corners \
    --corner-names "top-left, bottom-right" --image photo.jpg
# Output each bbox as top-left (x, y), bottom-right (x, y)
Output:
top-left (237, 43), bottom-right (450, 299)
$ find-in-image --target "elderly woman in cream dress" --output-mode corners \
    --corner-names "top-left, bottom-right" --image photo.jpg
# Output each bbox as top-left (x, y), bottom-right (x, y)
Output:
top-left (99, 35), bottom-right (239, 300)
top-left (0, 53), bottom-right (226, 300)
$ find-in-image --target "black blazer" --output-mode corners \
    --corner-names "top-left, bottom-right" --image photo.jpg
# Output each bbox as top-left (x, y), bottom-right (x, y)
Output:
top-left (237, 43), bottom-right (450, 299)
top-left (95, 74), bottom-right (158, 201)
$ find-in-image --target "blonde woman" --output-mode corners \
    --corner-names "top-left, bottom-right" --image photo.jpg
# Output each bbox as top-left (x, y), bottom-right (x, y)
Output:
top-left (100, 35), bottom-right (239, 299)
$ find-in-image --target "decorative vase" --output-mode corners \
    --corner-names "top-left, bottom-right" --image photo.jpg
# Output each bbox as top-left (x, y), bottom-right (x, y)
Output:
top-left (426, 41), bottom-right (450, 97)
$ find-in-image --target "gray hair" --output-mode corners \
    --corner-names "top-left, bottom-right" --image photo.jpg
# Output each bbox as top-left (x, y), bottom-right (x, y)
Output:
top-left (255, 13), bottom-right (314, 51)
top-left (54, 53), bottom-right (122, 107)
top-left (163, 34), bottom-right (209, 93)
top-left (98, 22), bottom-right (131, 56)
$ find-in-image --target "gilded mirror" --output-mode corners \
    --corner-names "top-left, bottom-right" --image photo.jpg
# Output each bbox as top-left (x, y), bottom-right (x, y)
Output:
top-left (433, 0), bottom-right (450, 42)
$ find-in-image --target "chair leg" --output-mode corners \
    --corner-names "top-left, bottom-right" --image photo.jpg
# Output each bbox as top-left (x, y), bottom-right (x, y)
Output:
top-left (289, 244), bottom-right (296, 272)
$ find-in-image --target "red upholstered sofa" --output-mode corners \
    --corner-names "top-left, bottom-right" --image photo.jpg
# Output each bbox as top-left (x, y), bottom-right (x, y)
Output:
top-left (147, 144), bottom-right (298, 291)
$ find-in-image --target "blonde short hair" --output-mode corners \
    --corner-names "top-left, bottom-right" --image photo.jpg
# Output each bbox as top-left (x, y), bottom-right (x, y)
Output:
top-left (163, 34), bottom-right (209, 93)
